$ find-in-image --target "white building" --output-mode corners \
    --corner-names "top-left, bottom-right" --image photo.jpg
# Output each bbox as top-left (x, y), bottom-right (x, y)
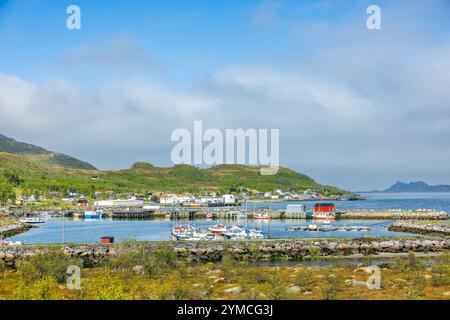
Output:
top-left (196, 196), bottom-right (222, 204)
top-left (160, 195), bottom-right (195, 205)
top-left (222, 194), bottom-right (236, 204)
top-left (94, 199), bottom-right (144, 208)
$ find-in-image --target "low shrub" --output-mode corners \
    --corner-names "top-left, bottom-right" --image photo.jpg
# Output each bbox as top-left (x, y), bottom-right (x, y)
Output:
top-left (13, 276), bottom-right (57, 300)
top-left (294, 267), bottom-right (314, 292)
top-left (267, 272), bottom-right (290, 300)
top-left (431, 264), bottom-right (450, 286)
top-left (321, 275), bottom-right (342, 300)
top-left (407, 272), bottom-right (427, 300)
top-left (106, 249), bottom-right (178, 278)
top-left (79, 273), bottom-right (129, 300)
top-left (16, 250), bottom-right (83, 284)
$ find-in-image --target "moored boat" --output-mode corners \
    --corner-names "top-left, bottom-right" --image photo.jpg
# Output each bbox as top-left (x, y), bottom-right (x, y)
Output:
top-left (19, 217), bottom-right (45, 225)
top-left (1, 240), bottom-right (23, 246)
top-left (84, 211), bottom-right (101, 219)
top-left (254, 213), bottom-right (272, 220)
top-left (208, 223), bottom-right (227, 235)
top-left (247, 228), bottom-right (265, 239)
top-left (224, 225), bottom-right (247, 240)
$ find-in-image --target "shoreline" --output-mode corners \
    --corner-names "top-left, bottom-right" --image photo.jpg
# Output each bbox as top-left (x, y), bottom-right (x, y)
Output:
top-left (2, 238), bottom-right (449, 266)
top-left (0, 223), bottom-right (31, 240)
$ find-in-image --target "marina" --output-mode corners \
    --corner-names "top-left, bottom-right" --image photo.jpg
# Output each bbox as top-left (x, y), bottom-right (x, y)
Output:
top-left (3, 193), bottom-right (450, 245)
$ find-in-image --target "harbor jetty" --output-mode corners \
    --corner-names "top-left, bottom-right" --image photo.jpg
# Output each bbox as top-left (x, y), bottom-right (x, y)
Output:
top-left (0, 223), bottom-right (31, 240)
top-left (389, 221), bottom-right (450, 236)
top-left (1, 238), bottom-right (450, 266)
top-left (337, 209), bottom-right (448, 220)
top-left (5, 207), bottom-right (449, 221)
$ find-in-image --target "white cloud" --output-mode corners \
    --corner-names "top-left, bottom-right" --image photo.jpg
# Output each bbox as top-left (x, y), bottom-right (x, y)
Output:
top-left (1, 1), bottom-right (450, 190)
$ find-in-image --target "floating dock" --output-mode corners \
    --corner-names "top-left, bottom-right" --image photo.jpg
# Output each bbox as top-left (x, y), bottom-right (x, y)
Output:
top-left (286, 225), bottom-right (371, 232)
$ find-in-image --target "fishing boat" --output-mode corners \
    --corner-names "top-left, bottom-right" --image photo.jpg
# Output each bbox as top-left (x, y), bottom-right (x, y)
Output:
top-left (208, 223), bottom-right (227, 235)
top-left (84, 211), bottom-right (101, 219)
top-left (308, 224), bottom-right (318, 231)
top-left (19, 217), bottom-right (45, 225)
top-left (254, 213), bottom-right (272, 220)
top-left (172, 224), bottom-right (194, 237)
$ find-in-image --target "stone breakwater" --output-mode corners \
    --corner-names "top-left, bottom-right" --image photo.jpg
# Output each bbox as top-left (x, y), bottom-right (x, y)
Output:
top-left (389, 221), bottom-right (450, 236)
top-left (0, 223), bottom-right (31, 240)
top-left (338, 210), bottom-right (448, 220)
top-left (1, 239), bottom-right (450, 266)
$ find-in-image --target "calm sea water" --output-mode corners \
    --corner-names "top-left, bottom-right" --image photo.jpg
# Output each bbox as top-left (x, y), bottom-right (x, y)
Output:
top-left (7, 193), bottom-right (450, 245)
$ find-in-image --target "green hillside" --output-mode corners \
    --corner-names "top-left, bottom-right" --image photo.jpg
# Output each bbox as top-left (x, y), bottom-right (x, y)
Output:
top-left (0, 134), bottom-right (96, 170)
top-left (0, 154), bottom-right (346, 200)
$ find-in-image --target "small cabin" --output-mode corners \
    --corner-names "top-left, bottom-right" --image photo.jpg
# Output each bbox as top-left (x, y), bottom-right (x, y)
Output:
top-left (78, 199), bottom-right (89, 207)
top-left (314, 203), bottom-right (336, 213)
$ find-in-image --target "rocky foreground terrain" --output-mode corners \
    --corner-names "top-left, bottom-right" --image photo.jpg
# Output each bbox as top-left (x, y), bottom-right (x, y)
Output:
top-left (1, 238), bottom-right (450, 266)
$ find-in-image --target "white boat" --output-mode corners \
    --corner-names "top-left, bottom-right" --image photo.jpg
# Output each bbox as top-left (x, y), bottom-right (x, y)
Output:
top-left (1, 240), bottom-right (23, 246)
top-left (254, 213), bottom-right (272, 220)
top-left (312, 212), bottom-right (336, 221)
top-left (224, 225), bottom-right (247, 240)
top-left (247, 229), bottom-right (265, 239)
top-left (208, 223), bottom-right (227, 235)
top-left (20, 217), bottom-right (45, 225)
top-left (308, 224), bottom-right (318, 231)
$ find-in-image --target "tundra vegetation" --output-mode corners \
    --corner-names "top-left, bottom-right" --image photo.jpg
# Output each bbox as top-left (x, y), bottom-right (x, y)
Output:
top-left (0, 249), bottom-right (449, 300)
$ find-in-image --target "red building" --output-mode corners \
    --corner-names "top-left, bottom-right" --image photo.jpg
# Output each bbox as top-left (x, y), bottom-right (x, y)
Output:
top-left (314, 203), bottom-right (336, 213)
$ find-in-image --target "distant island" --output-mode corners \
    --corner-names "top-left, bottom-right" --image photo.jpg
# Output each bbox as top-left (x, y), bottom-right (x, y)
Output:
top-left (364, 181), bottom-right (450, 193)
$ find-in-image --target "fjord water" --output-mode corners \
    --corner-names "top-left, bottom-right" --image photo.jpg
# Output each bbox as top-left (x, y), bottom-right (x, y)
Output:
top-left (8, 193), bottom-right (450, 245)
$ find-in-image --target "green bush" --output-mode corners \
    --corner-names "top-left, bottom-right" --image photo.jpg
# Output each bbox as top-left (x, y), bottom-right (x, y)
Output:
top-left (106, 249), bottom-right (178, 278)
top-left (294, 267), bottom-right (314, 292)
top-left (321, 275), bottom-right (342, 300)
top-left (244, 268), bottom-right (269, 284)
top-left (220, 254), bottom-right (238, 278)
top-left (267, 272), bottom-right (289, 300)
top-left (308, 246), bottom-right (321, 260)
top-left (407, 272), bottom-right (427, 300)
top-left (80, 274), bottom-right (129, 300)
top-left (431, 265), bottom-right (450, 286)
top-left (406, 252), bottom-right (424, 271)
top-left (13, 276), bottom-right (57, 300)
top-left (16, 251), bottom-right (83, 284)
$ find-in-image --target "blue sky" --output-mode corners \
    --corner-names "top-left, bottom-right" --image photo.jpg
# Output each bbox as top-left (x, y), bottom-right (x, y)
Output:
top-left (0, 0), bottom-right (450, 190)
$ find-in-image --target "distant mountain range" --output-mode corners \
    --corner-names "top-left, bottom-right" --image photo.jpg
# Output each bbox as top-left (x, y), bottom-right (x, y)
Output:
top-left (383, 181), bottom-right (450, 193)
top-left (0, 133), bottom-right (97, 170)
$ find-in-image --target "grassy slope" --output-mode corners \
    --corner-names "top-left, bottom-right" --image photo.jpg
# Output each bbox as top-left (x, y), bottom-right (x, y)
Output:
top-left (0, 153), bottom-right (346, 195)
top-left (0, 134), bottom-right (96, 170)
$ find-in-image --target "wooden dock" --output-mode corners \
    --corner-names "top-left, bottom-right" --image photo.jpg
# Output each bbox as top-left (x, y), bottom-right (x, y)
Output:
top-left (286, 225), bottom-right (371, 232)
